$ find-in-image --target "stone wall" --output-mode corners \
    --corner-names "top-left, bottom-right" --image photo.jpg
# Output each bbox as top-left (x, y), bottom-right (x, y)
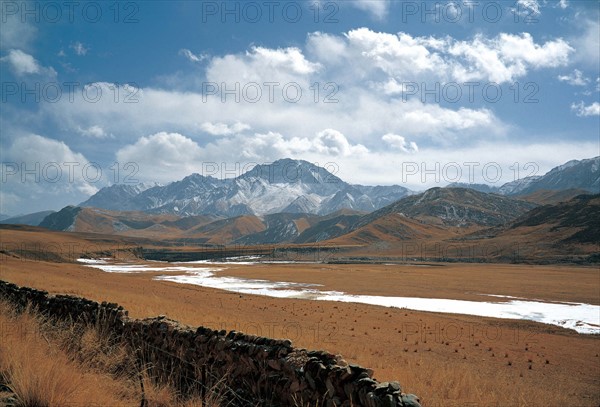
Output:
top-left (0, 280), bottom-right (421, 407)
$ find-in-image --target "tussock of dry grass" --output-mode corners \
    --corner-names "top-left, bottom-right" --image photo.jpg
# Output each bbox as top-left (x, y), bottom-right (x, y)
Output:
top-left (0, 302), bottom-right (130, 406)
top-left (0, 302), bottom-right (213, 407)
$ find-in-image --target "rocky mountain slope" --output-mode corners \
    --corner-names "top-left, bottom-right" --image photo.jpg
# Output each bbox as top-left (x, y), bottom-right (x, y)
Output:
top-left (38, 188), bottom-right (541, 244)
top-left (80, 159), bottom-right (412, 217)
top-left (35, 157), bottom-right (599, 254)
top-left (39, 206), bottom-right (83, 231)
top-left (38, 206), bottom-right (214, 237)
top-left (518, 189), bottom-right (590, 205)
top-left (505, 193), bottom-right (600, 244)
top-left (322, 188), bottom-right (537, 246)
top-left (37, 190), bottom-right (599, 264)
top-left (80, 182), bottom-right (160, 211)
top-left (447, 156), bottom-right (599, 196)
top-left (516, 157), bottom-right (599, 195)
top-left (354, 188), bottom-right (537, 229)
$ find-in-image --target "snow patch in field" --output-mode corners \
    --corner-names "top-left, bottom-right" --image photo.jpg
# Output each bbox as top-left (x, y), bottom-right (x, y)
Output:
top-left (316, 294), bottom-right (600, 335)
top-left (173, 255), bottom-right (263, 265)
top-left (155, 269), bottom-right (326, 299)
top-left (154, 267), bottom-right (600, 334)
top-left (77, 258), bottom-right (110, 264)
top-left (77, 259), bottom-right (215, 273)
top-left (80, 259), bottom-right (600, 334)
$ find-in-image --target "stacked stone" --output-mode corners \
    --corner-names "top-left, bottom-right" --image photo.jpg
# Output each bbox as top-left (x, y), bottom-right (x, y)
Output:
top-left (0, 280), bottom-right (421, 406)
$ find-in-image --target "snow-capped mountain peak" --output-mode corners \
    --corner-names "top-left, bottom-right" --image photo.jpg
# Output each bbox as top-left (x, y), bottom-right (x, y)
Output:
top-left (80, 159), bottom-right (411, 216)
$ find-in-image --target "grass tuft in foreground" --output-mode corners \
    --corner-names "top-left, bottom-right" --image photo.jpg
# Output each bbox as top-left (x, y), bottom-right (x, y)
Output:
top-left (0, 301), bottom-right (222, 407)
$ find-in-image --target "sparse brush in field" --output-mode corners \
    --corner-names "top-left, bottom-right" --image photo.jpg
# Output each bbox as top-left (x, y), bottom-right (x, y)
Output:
top-left (0, 301), bottom-right (127, 406)
top-left (0, 301), bottom-right (223, 407)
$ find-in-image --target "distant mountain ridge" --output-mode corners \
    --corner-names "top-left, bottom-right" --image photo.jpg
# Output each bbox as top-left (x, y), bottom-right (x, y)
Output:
top-left (81, 157), bottom-right (599, 219)
top-left (508, 194), bottom-right (600, 244)
top-left (39, 206), bottom-right (82, 231)
top-left (517, 157), bottom-right (599, 195)
top-left (80, 182), bottom-right (160, 211)
top-left (42, 187), bottom-right (537, 243)
top-left (37, 205), bottom-right (359, 245)
top-left (38, 187), bottom-right (599, 262)
top-left (80, 159), bottom-right (413, 217)
top-left (0, 210), bottom-right (56, 226)
top-left (354, 187), bottom-right (537, 230)
top-left (447, 156), bottom-right (599, 196)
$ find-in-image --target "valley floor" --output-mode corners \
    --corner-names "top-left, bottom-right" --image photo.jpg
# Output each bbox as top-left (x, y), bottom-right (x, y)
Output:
top-left (1, 256), bottom-right (599, 406)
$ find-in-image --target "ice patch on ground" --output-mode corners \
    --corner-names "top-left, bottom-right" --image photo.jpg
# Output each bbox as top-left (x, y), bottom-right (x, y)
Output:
top-left (77, 259), bottom-right (217, 273)
top-left (79, 259), bottom-right (600, 334)
top-left (77, 258), bottom-right (110, 264)
top-left (155, 268), bottom-right (600, 334)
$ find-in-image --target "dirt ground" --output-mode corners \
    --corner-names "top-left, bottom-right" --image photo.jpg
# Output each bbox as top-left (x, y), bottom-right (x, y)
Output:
top-left (1, 254), bottom-right (599, 407)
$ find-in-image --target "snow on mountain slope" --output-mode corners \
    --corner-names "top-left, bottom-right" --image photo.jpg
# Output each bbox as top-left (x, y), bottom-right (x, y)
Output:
top-left (80, 159), bottom-right (412, 216)
top-left (80, 157), bottom-right (597, 218)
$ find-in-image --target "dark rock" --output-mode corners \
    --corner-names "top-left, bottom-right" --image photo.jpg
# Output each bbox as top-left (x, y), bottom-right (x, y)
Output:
top-left (388, 381), bottom-right (402, 393)
top-left (381, 394), bottom-right (396, 407)
top-left (400, 393), bottom-right (422, 407)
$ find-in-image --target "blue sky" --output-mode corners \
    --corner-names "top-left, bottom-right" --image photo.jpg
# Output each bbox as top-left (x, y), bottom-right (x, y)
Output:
top-left (1, 0), bottom-right (599, 215)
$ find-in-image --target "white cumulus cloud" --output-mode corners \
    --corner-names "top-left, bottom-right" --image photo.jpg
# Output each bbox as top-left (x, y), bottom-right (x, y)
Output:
top-left (514, 0), bottom-right (541, 16)
top-left (448, 33), bottom-right (572, 83)
top-left (348, 0), bottom-right (391, 20)
top-left (206, 46), bottom-right (320, 87)
top-left (558, 69), bottom-right (589, 86)
top-left (1, 134), bottom-right (99, 213)
top-left (0, 5), bottom-right (37, 50)
top-left (32, 27), bottom-right (582, 180)
top-left (70, 41), bottom-right (89, 56)
top-left (115, 132), bottom-right (205, 182)
top-left (382, 134), bottom-right (419, 153)
top-left (0, 49), bottom-right (56, 77)
top-left (201, 122), bottom-right (251, 136)
top-left (307, 29), bottom-right (573, 85)
top-left (179, 49), bottom-right (208, 63)
top-left (308, 129), bottom-right (369, 156)
top-left (77, 125), bottom-right (110, 138)
top-left (571, 101), bottom-right (600, 117)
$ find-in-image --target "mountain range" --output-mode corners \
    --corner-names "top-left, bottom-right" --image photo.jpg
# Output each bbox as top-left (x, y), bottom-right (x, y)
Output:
top-left (446, 156), bottom-right (599, 196)
top-left (4, 156), bottom-right (599, 260)
top-left (0, 210), bottom-right (56, 226)
top-left (36, 186), bottom-right (595, 246)
top-left (29, 186), bottom-right (600, 263)
top-left (79, 157), bottom-right (598, 218)
top-left (80, 159), bottom-right (412, 217)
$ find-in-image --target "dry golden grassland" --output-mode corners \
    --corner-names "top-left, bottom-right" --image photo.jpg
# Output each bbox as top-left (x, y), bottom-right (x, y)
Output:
top-left (0, 300), bottom-right (230, 407)
top-left (1, 255), bottom-right (599, 407)
top-left (0, 228), bottom-right (599, 406)
top-left (0, 303), bottom-right (125, 406)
